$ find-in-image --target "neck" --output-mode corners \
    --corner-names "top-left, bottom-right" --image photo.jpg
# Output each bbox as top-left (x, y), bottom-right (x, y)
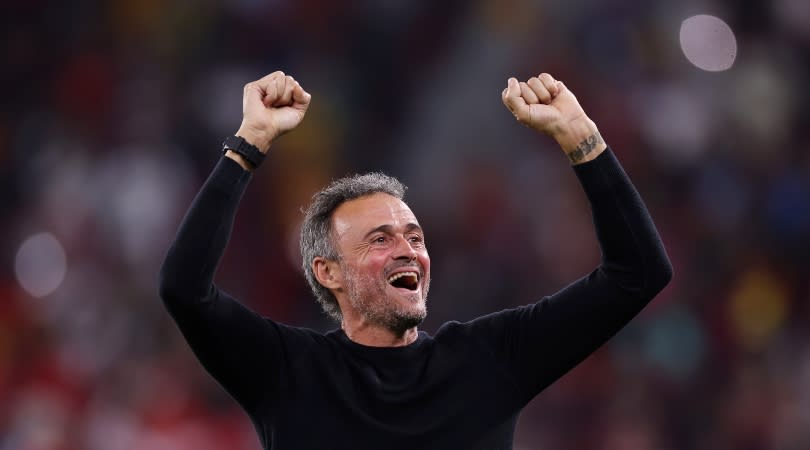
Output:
top-left (342, 321), bottom-right (419, 347)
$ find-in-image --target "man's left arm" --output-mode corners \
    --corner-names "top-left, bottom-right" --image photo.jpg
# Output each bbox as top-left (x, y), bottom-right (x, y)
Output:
top-left (473, 74), bottom-right (673, 402)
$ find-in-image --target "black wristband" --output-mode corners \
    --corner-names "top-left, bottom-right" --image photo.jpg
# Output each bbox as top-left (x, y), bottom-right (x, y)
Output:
top-left (222, 135), bottom-right (265, 169)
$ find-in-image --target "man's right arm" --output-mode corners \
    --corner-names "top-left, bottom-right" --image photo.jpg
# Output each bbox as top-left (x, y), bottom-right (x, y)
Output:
top-left (159, 152), bottom-right (278, 412)
top-left (158, 71), bottom-right (311, 413)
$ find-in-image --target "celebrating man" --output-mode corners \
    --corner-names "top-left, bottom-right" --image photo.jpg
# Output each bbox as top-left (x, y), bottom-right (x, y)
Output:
top-left (159, 70), bottom-right (672, 449)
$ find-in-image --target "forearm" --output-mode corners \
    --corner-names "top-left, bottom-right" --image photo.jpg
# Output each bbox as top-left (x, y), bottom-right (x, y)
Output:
top-left (158, 155), bottom-right (252, 306)
top-left (573, 146), bottom-right (672, 299)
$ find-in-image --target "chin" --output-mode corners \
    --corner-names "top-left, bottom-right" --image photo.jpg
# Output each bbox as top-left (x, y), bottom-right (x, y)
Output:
top-left (387, 310), bottom-right (425, 336)
top-left (384, 296), bottom-right (426, 334)
top-left (399, 294), bottom-right (427, 317)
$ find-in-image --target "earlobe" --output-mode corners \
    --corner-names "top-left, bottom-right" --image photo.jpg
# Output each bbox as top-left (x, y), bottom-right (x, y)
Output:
top-left (312, 257), bottom-right (342, 290)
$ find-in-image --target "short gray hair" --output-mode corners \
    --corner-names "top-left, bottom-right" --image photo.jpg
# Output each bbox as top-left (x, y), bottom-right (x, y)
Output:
top-left (300, 172), bottom-right (406, 321)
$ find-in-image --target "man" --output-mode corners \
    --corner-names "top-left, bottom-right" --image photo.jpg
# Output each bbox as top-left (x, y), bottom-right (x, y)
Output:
top-left (159, 71), bottom-right (672, 449)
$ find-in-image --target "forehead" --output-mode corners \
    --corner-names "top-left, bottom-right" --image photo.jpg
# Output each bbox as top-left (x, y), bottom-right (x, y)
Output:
top-left (331, 193), bottom-right (418, 239)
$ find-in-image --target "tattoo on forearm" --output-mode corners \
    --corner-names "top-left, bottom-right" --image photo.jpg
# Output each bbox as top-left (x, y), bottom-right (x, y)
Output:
top-left (567, 132), bottom-right (604, 164)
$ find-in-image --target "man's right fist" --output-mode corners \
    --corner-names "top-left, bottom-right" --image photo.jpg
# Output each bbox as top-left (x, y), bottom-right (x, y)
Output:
top-left (236, 71), bottom-right (312, 153)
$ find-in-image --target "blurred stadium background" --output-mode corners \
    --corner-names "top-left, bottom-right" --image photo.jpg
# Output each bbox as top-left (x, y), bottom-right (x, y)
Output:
top-left (2, 0), bottom-right (810, 449)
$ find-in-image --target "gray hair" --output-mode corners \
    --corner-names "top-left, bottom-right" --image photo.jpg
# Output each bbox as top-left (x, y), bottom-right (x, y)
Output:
top-left (300, 172), bottom-right (407, 321)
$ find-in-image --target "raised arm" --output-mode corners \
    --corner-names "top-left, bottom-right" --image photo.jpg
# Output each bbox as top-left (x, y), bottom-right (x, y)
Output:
top-left (471, 74), bottom-right (672, 403)
top-left (158, 71), bottom-right (311, 412)
top-left (501, 73), bottom-right (672, 293)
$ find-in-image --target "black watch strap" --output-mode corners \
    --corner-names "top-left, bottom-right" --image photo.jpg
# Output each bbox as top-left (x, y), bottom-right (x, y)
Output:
top-left (222, 135), bottom-right (265, 169)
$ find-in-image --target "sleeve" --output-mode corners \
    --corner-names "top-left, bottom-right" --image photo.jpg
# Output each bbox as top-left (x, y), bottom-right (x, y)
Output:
top-left (158, 155), bottom-right (282, 415)
top-left (467, 147), bottom-right (673, 404)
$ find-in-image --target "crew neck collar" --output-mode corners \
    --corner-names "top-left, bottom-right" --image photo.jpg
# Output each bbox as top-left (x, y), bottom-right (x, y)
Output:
top-left (329, 328), bottom-right (430, 355)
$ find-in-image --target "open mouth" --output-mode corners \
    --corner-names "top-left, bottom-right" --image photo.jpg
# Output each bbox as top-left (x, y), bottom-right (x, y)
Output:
top-left (387, 271), bottom-right (419, 291)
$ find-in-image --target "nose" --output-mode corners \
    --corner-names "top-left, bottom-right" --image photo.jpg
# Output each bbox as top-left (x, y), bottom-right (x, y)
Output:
top-left (392, 234), bottom-right (418, 261)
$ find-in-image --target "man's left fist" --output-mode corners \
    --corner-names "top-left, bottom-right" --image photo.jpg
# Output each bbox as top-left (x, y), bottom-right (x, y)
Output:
top-left (504, 72), bottom-right (584, 130)
top-left (502, 73), bottom-right (605, 161)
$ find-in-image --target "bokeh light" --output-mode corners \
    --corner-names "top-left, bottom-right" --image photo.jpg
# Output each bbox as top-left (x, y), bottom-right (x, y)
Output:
top-left (14, 232), bottom-right (68, 298)
top-left (643, 306), bottom-right (705, 381)
top-left (680, 14), bottom-right (737, 71)
top-left (729, 268), bottom-right (789, 353)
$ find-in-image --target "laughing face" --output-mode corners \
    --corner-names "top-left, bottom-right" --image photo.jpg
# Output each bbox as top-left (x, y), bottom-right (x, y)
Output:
top-left (330, 192), bottom-right (431, 334)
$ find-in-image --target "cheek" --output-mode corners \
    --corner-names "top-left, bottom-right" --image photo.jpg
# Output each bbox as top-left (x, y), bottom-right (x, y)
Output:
top-left (360, 255), bottom-right (389, 275)
top-left (418, 251), bottom-right (431, 273)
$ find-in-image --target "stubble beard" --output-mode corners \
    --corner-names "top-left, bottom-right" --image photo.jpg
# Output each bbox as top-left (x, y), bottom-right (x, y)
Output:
top-left (342, 263), bottom-right (429, 337)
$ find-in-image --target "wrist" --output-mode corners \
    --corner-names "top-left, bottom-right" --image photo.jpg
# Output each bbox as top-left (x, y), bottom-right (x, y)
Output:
top-left (554, 118), bottom-right (607, 165)
top-left (553, 117), bottom-right (597, 151)
top-left (235, 125), bottom-right (274, 154)
top-left (565, 133), bottom-right (606, 165)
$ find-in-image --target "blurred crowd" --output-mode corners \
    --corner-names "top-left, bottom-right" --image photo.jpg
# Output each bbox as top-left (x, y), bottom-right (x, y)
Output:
top-left (2, 0), bottom-right (810, 449)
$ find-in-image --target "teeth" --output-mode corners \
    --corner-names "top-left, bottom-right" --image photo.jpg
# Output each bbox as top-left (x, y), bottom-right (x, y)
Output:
top-left (387, 271), bottom-right (418, 284)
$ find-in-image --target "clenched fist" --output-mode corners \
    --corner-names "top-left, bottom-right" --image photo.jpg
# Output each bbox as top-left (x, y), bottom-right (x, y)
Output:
top-left (502, 73), bottom-right (605, 164)
top-left (236, 71), bottom-right (312, 154)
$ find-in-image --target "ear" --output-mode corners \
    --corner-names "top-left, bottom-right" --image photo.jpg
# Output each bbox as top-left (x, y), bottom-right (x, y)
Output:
top-left (312, 257), bottom-right (343, 291)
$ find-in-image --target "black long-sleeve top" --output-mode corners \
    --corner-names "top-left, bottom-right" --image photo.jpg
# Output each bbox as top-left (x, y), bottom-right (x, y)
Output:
top-left (158, 147), bottom-right (672, 450)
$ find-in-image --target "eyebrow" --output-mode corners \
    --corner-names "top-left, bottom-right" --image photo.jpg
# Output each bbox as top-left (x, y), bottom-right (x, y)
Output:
top-left (362, 223), bottom-right (423, 240)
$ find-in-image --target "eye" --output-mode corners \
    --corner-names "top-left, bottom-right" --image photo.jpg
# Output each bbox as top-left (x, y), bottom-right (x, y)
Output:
top-left (372, 236), bottom-right (387, 244)
top-left (408, 235), bottom-right (424, 245)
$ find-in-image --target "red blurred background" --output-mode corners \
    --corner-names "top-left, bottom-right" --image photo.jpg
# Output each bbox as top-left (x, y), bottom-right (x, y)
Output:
top-left (2, 1), bottom-right (810, 449)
